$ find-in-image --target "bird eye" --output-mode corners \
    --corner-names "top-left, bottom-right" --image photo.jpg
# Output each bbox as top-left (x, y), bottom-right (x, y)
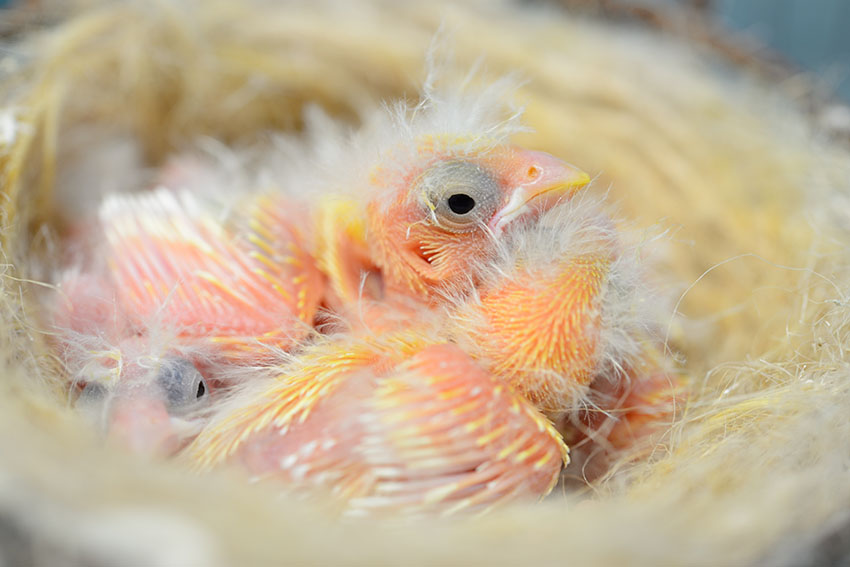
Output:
top-left (418, 160), bottom-right (499, 233)
top-left (447, 193), bottom-right (475, 215)
top-left (156, 356), bottom-right (209, 415)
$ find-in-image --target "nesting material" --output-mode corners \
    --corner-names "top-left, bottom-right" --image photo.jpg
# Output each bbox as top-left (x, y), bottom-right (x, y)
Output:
top-left (1, 1), bottom-right (849, 565)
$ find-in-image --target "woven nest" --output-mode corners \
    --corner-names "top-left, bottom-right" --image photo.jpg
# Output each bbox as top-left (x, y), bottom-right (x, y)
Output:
top-left (1, 1), bottom-right (849, 565)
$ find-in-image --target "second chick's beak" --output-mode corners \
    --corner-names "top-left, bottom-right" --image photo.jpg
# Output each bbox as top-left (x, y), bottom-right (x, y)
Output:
top-left (489, 149), bottom-right (591, 235)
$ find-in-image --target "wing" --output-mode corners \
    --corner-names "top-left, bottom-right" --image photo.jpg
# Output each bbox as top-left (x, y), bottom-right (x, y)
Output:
top-left (470, 254), bottom-right (609, 413)
top-left (100, 189), bottom-right (324, 354)
top-left (190, 336), bottom-right (567, 515)
top-left (189, 335), bottom-right (382, 471)
top-left (349, 343), bottom-right (568, 515)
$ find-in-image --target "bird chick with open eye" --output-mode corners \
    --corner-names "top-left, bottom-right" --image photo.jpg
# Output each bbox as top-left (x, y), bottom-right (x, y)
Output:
top-left (179, 127), bottom-right (596, 511)
top-left (188, 328), bottom-right (568, 516)
top-left (309, 83), bottom-right (590, 320)
top-left (305, 94), bottom-right (677, 460)
top-left (183, 79), bottom-right (678, 511)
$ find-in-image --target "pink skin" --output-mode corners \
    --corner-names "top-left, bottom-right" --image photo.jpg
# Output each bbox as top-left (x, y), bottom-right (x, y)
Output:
top-left (53, 272), bottom-right (127, 339)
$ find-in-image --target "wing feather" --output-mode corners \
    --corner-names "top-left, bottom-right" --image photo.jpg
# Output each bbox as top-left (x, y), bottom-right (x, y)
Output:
top-left (189, 337), bottom-right (567, 515)
top-left (99, 189), bottom-right (323, 353)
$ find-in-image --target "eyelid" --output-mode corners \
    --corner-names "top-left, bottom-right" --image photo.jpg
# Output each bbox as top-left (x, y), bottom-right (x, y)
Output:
top-left (156, 357), bottom-right (208, 413)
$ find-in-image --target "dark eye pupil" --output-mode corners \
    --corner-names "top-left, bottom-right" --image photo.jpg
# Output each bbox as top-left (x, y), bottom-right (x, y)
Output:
top-left (196, 380), bottom-right (206, 398)
top-left (447, 193), bottom-right (475, 215)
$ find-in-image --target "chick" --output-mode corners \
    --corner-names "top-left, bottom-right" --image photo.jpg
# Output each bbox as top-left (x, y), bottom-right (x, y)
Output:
top-left (308, 82), bottom-right (590, 315)
top-left (52, 162), bottom-right (324, 455)
top-left (53, 271), bottom-right (214, 456)
top-left (70, 338), bottom-right (214, 456)
top-left (310, 96), bottom-right (673, 446)
top-left (186, 81), bottom-right (675, 509)
top-left (189, 328), bottom-right (567, 515)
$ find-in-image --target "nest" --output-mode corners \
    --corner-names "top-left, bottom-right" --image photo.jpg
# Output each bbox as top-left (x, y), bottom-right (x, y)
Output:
top-left (1, 1), bottom-right (849, 564)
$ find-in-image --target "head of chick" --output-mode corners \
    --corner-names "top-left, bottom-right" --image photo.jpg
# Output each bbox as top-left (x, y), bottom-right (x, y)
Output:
top-left (72, 338), bottom-right (213, 457)
top-left (365, 136), bottom-right (591, 299)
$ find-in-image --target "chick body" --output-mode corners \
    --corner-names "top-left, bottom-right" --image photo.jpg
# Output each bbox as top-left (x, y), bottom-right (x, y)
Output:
top-left (190, 329), bottom-right (567, 515)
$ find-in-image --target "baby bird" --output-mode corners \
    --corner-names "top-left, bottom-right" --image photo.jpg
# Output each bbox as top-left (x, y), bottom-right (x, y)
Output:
top-left (53, 270), bottom-right (214, 456)
top-left (187, 199), bottom-right (673, 513)
top-left (189, 328), bottom-right (567, 516)
top-left (307, 81), bottom-right (677, 459)
top-left (53, 163), bottom-right (325, 455)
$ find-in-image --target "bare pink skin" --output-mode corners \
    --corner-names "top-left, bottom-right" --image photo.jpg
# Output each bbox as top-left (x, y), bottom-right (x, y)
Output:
top-left (53, 272), bottom-right (128, 340)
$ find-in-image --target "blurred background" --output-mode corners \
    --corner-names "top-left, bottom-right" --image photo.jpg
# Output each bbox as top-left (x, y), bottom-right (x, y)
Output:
top-left (716, 0), bottom-right (850, 101)
top-left (560, 0), bottom-right (850, 102)
top-left (1, 0), bottom-right (848, 102)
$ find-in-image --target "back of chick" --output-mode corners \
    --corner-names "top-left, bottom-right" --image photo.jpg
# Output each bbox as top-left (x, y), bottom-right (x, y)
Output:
top-left (189, 331), bottom-right (567, 515)
top-left (100, 186), bottom-right (324, 357)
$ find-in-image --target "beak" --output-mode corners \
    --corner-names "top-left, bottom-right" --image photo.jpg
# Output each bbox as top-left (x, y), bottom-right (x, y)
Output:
top-left (490, 150), bottom-right (591, 235)
top-left (108, 394), bottom-right (184, 457)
